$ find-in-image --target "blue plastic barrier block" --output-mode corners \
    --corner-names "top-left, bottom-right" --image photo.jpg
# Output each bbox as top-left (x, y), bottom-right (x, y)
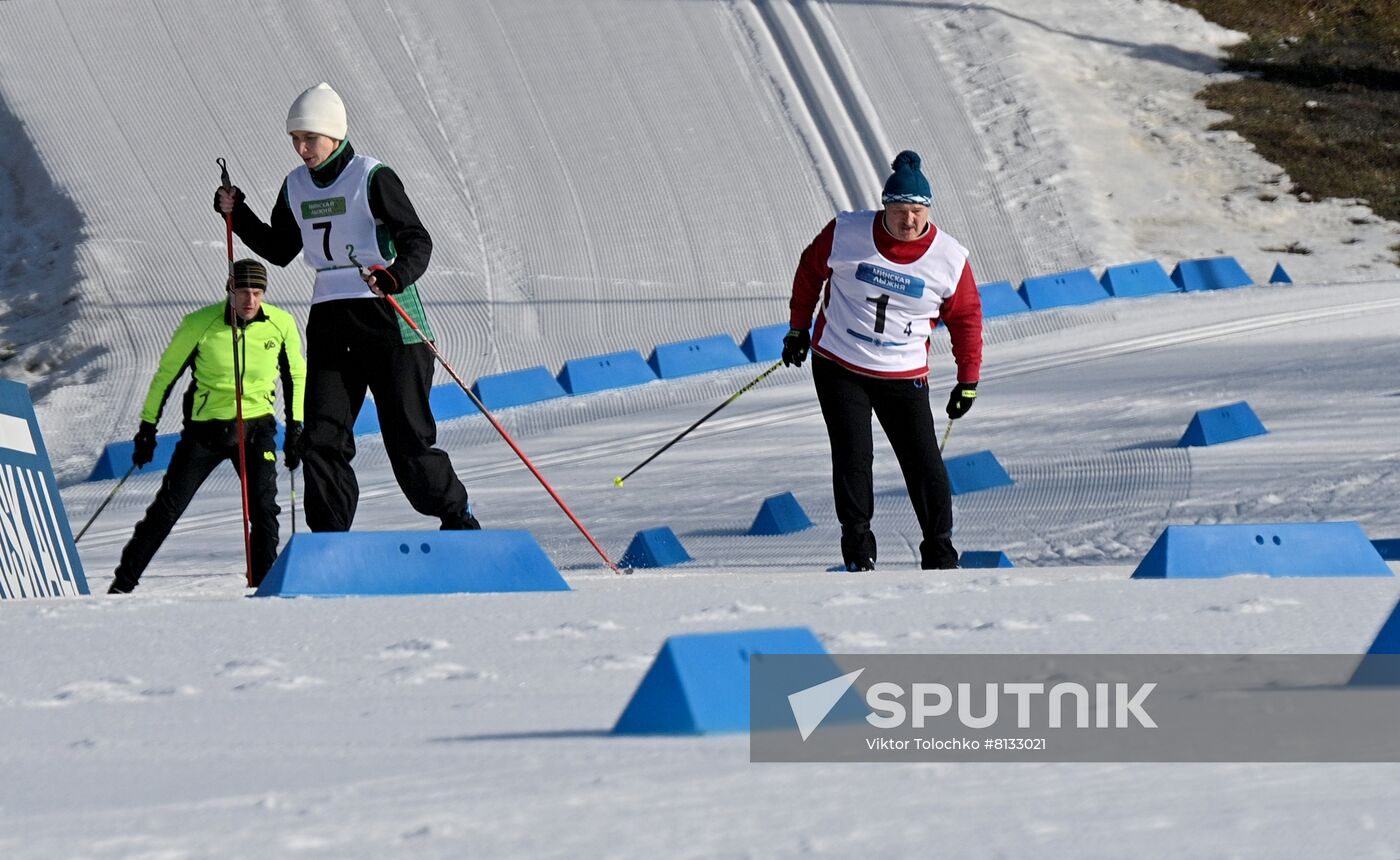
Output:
top-left (741, 322), bottom-right (790, 363)
top-left (355, 385), bottom-right (478, 435)
top-left (1269, 263), bottom-right (1293, 284)
top-left (1351, 590), bottom-right (1400, 684)
top-left (1177, 401), bottom-right (1268, 447)
top-left (620, 526), bottom-right (693, 569)
top-left (1099, 260), bottom-right (1178, 298)
top-left (1017, 268), bottom-right (1111, 310)
top-left (978, 280), bottom-right (1031, 318)
top-left (1367, 612), bottom-right (1400, 653)
top-left (89, 423), bottom-right (298, 481)
top-left (254, 530), bottom-right (570, 597)
top-left (430, 384), bottom-right (479, 420)
top-left (0, 379), bottom-right (88, 597)
top-left (88, 433), bottom-right (180, 481)
top-left (612, 627), bottom-right (829, 735)
top-left (748, 492), bottom-right (813, 536)
top-left (960, 550), bottom-right (1014, 568)
top-left (944, 450), bottom-right (1014, 495)
top-left (1170, 256), bottom-right (1253, 292)
top-left (354, 399), bottom-right (381, 435)
top-left (1374, 539), bottom-right (1400, 561)
top-left (1131, 523), bottom-right (1392, 579)
top-left (472, 367), bottom-right (568, 411)
top-left (557, 351), bottom-right (657, 395)
top-left (647, 335), bottom-right (750, 379)
top-left (1348, 652), bottom-right (1400, 686)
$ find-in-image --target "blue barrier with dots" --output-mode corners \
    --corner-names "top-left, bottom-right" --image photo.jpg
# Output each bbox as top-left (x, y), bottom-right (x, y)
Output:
top-left (1100, 260), bottom-right (1178, 298)
top-left (1170, 256), bottom-right (1253, 292)
top-left (944, 450), bottom-right (1014, 495)
top-left (472, 367), bottom-right (568, 411)
top-left (1131, 523), bottom-right (1392, 579)
top-left (557, 350), bottom-right (658, 395)
top-left (254, 530), bottom-right (570, 597)
top-left (1178, 401), bottom-right (1267, 447)
top-left (648, 335), bottom-right (750, 379)
top-left (1018, 268), bottom-right (1111, 310)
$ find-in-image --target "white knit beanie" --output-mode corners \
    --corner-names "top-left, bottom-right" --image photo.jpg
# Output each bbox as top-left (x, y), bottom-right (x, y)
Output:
top-left (286, 82), bottom-right (347, 139)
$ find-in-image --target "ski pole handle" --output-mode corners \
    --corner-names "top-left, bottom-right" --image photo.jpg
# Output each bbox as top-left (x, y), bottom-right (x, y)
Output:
top-left (216, 157), bottom-right (235, 272)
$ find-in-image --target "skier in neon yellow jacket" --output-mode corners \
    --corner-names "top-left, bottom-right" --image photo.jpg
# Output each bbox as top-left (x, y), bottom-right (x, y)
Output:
top-left (109, 260), bottom-right (306, 594)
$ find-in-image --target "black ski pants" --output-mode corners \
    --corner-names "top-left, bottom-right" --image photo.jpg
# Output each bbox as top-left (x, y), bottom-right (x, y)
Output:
top-left (301, 339), bottom-right (468, 531)
top-left (812, 354), bottom-right (954, 544)
top-left (114, 418), bottom-right (280, 589)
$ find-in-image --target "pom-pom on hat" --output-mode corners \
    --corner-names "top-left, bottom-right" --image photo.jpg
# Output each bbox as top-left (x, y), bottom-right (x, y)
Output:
top-left (230, 259), bottom-right (269, 292)
top-left (286, 82), bottom-right (347, 139)
top-left (881, 150), bottom-right (932, 207)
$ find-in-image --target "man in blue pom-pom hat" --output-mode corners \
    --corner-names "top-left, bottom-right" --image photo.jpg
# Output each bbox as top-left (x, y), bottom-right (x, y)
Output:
top-left (782, 150), bottom-right (983, 572)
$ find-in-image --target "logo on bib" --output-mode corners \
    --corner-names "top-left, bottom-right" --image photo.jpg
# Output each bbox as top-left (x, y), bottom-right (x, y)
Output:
top-left (301, 197), bottom-right (347, 219)
top-left (856, 263), bottom-right (924, 298)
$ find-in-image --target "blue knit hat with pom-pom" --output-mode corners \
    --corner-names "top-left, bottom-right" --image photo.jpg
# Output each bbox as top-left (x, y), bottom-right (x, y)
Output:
top-left (881, 150), bottom-right (932, 206)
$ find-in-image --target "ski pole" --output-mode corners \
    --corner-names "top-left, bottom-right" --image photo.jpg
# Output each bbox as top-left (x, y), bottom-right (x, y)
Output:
top-left (218, 157), bottom-right (254, 587)
top-left (346, 246), bottom-right (624, 574)
top-left (74, 464), bottom-right (137, 543)
top-left (613, 359), bottom-right (783, 487)
top-left (290, 468), bottom-right (297, 535)
top-left (940, 419), bottom-right (955, 453)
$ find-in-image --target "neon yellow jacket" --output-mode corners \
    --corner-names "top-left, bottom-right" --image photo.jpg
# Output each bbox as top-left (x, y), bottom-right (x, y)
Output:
top-left (140, 300), bottom-right (305, 426)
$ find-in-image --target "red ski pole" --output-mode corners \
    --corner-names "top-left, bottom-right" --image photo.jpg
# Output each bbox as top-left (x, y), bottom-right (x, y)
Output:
top-left (218, 158), bottom-right (254, 587)
top-left (347, 246), bottom-right (624, 574)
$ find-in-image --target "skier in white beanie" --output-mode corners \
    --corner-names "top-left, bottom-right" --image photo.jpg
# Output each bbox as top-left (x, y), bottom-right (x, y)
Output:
top-left (284, 82), bottom-right (347, 140)
top-left (214, 82), bottom-right (477, 534)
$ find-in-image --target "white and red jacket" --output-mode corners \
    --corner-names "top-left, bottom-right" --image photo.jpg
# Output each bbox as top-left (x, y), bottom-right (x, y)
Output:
top-left (789, 211), bottom-right (982, 381)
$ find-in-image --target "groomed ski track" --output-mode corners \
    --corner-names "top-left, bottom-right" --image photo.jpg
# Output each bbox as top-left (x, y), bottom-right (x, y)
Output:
top-left (66, 278), bottom-right (1400, 588)
top-left (0, 0), bottom-right (1074, 483)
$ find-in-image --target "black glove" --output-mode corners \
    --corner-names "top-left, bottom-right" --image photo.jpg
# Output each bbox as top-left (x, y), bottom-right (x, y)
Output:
top-left (366, 265), bottom-right (404, 295)
top-left (946, 382), bottom-right (978, 420)
top-left (283, 421), bottom-right (303, 470)
top-left (213, 185), bottom-right (245, 215)
top-left (132, 421), bottom-right (158, 468)
top-left (782, 327), bottom-right (810, 368)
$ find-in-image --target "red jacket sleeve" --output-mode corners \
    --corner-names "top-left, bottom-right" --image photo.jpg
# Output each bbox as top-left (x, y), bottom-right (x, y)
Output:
top-left (937, 260), bottom-right (983, 383)
top-left (789, 220), bottom-right (836, 329)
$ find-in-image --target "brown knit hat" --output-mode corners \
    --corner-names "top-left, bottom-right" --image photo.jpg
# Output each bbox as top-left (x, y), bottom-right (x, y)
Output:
top-left (230, 259), bottom-right (268, 291)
